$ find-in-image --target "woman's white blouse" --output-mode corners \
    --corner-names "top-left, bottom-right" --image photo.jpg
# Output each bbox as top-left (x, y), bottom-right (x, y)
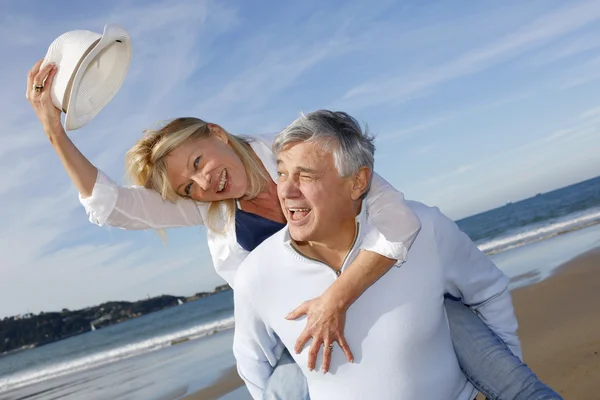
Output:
top-left (79, 133), bottom-right (421, 286)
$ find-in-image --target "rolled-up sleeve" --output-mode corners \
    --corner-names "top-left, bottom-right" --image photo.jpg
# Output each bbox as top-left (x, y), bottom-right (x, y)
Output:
top-left (361, 173), bottom-right (421, 266)
top-left (78, 169), bottom-right (204, 230)
top-left (431, 206), bottom-right (522, 359)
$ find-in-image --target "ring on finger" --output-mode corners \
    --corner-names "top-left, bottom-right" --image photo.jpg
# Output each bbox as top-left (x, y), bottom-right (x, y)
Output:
top-left (327, 344), bottom-right (334, 351)
top-left (33, 83), bottom-right (44, 92)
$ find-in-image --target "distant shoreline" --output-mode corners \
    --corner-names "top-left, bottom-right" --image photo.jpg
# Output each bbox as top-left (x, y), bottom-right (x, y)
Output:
top-left (0, 285), bottom-right (231, 356)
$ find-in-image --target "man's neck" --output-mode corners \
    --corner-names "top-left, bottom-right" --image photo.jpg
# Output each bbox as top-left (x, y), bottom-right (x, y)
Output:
top-left (291, 218), bottom-right (359, 271)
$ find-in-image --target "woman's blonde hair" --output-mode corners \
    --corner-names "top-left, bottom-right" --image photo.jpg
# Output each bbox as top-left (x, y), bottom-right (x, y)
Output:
top-left (125, 117), bottom-right (269, 232)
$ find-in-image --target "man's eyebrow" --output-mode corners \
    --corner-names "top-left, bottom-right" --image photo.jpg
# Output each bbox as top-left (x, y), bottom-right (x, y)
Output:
top-left (297, 166), bottom-right (319, 174)
top-left (276, 159), bottom-right (320, 174)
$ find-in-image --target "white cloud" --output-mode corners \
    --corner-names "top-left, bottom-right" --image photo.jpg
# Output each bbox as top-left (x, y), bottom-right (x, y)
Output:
top-left (376, 91), bottom-right (532, 143)
top-left (559, 55), bottom-right (600, 88)
top-left (524, 32), bottom-right (600, 67)
top-left (192, 43), bottom-right (335, 122)
top-left (415, 110), bottom-right (600, 218)
top-left (340, 0), bottom-right (600, 109)
top-left (579, 105), bottom-right (600, 119)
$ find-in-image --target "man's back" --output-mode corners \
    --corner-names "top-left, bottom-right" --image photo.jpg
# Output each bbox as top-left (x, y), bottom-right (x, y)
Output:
top-left (234, 201), bottom-right (516, 400)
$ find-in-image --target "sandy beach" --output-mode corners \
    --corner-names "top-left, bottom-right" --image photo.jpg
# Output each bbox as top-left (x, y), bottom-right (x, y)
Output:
top-left (510, 247), bottom-right (600, 399)
top-left (185, 246), bottom-right (600, 400)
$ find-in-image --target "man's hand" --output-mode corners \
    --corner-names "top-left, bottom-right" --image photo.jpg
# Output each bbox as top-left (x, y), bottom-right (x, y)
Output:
top-left (286, 295), bottom-right (354, 373)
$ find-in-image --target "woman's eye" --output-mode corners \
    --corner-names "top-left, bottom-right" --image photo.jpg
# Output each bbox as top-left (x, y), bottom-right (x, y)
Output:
top-left (193, 156), bottom-right (201, 169)
top-left (185, 183), bottom-right (193, 196)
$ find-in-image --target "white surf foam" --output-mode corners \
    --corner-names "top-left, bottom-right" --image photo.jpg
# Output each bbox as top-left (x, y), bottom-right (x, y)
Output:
top-left (477, 207), bottom-right (600, 255)
top-left (0, 316), bottom-right (235, 394)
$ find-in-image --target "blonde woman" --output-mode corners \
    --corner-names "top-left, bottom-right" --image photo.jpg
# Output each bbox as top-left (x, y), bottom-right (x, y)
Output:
top-left (27, 60), bottom-right (560, 399)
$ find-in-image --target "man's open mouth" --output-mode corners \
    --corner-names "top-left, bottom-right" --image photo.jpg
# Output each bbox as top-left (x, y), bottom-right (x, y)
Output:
top-left (288, 208), bottom-right (312, 222)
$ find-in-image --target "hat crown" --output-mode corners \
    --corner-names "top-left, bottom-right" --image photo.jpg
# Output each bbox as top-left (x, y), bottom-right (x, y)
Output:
top-left (42, 24), bottom-right (132, 130)
top-left (44, 30), bottom-right (102, 109)
top-left (52, 30), bottom-right (102, 57)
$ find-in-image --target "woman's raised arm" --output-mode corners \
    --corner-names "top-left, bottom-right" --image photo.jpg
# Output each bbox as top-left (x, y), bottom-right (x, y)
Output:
top-left (27, 59), bottom-right (204, 231)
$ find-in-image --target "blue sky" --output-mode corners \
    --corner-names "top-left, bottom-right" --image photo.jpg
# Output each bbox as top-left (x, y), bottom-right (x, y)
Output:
top-left (1, 0), bottom-right (599, 317)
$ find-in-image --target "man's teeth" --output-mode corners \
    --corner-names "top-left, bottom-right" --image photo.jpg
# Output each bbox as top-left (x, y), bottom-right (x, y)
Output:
top-left (217, 169), bottom-right (227, 192)
top-left (289, 208), bottom-right (311, 221)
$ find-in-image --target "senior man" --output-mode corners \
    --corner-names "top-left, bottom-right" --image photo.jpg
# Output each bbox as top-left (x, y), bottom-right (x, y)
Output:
top-left (232, 110), bottom-right (522, 400)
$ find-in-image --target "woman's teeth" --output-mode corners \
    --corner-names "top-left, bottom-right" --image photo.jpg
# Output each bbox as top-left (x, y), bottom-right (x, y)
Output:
top-left (217, 169), bottom-right (227, 192)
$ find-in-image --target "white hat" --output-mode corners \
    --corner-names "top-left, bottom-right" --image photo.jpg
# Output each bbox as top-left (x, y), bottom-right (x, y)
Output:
top-left (41, 24), bottom-right (132, 131)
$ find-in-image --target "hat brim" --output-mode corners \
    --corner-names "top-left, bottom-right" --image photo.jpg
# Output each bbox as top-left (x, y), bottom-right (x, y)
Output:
top-left (64, 24), bottom-right (132, 131)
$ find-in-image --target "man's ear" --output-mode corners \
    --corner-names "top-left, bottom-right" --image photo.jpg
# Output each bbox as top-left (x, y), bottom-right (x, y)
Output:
top-left (350, 167), bottom-right (371, 200)
top-left (208, 123), bottom-right (229, 144)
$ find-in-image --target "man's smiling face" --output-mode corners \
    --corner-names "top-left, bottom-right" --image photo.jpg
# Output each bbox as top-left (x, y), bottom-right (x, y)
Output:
top-left (276, 140), bottom-right (360, 244)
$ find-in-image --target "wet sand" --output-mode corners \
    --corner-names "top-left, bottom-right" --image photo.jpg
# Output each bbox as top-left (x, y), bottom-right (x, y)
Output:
top-left (510, 247), bottom-right (600, 399)
top-left (183, 366), bottom-right (243, 400)
top-left (187, 247), bottom-right (600, 400)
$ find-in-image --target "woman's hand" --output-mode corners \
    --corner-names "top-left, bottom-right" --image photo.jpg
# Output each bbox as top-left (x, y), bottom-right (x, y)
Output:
top-left (286, 295), bottom-right (354, 373)
top-left (26, 59), bottom-right (63, 137)
top-left (25, 58), bottom-right (98, 196)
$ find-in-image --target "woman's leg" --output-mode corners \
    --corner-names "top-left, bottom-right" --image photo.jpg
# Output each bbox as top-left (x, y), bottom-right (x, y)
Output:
top-left (445, 297), bottom-right (562, 400)
top-left (263, 348), bottom-right (310, 400)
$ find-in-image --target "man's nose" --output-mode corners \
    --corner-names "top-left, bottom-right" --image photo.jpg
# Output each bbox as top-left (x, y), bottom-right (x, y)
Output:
top-left (192, 172), bottom-right (211, 191)
top-left (279, 177), bottom-right (300, 198)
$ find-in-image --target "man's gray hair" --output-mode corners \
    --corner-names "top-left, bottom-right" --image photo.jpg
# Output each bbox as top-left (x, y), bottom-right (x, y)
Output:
top-left (273, 110), bottom-right (375, 197)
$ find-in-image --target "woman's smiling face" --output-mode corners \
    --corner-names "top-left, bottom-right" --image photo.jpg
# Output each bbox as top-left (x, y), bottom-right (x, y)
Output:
top-left (166, 125), bottom-right (249, 202)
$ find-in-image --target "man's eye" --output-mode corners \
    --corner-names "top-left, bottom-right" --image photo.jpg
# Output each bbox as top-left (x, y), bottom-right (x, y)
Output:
top-left (185, 183), bottom-right (193, 196)
top-left (300, 175), bottom-right (312, 180)
top-left (193, 156), bottom-right (201, 169)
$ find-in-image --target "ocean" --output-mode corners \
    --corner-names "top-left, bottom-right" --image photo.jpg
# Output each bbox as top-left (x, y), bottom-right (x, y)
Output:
top-left (1, 176), bottom-right (599, 400)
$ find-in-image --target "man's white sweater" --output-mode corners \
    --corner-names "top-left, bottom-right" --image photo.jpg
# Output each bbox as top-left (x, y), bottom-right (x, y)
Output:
top-left (233, 201), bottom-right (521, 400)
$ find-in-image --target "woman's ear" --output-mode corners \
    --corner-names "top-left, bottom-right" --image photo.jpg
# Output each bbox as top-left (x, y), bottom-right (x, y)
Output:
top-left (350, 167), bottom-right (371, 200)
top-left (208, 123), bottom-right (229, 144)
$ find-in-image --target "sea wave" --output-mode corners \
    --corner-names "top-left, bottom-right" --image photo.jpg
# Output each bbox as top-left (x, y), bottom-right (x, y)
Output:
top-left (0, 316), bottom-right (235, 394)
top-left (478, 207), bottom-right (600, 255)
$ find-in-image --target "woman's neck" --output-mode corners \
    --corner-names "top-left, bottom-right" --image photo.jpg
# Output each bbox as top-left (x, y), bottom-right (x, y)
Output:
top-left (238, 182), bottom-right (286, 224)
top-left (235, 144), bottom-right (285, 223)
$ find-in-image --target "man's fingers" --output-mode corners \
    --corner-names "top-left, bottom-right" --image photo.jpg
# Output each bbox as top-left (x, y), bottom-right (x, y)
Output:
top-left (286, 301), bottom-right (308, 320)
top-left (294, 329), bottom-right (312, 354)
top-left (307, 337), bottom-right (323, 371)
top-left (322, 341), bottom-right (333, 373)
top-left (337, 336), bottom-right (354, 363)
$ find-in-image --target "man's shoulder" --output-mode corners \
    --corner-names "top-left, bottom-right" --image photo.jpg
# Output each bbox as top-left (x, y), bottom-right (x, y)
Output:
top-left (403, 200), bottom-right (458, 242)
top-left (405, 200), bottom-right (449, 226)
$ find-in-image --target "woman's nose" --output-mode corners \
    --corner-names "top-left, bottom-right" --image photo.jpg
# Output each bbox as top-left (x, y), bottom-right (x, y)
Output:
top-left (192, 172), bottom-right (211, 191)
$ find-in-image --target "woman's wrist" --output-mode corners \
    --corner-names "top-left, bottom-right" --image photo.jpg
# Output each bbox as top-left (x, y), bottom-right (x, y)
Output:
top-left (44, 119), bottom-right (66, 141)
top-left (322, 277), bottom-right (359, 312)
top-left (323, 251), bottom-right (396, 312)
